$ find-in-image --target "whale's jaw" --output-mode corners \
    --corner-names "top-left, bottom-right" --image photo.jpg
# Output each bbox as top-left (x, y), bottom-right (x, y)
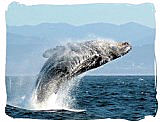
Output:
top-left (34, 40), bottom-right (132, 103)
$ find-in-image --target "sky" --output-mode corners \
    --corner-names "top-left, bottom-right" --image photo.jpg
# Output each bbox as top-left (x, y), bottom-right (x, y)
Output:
top-left (6, 2), bottom-right (155, 28)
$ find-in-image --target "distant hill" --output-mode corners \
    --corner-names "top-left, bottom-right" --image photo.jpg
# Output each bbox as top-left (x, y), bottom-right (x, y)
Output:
top-left (6, 22), bottom-right (155, 75)
top-left (7, 22), bottom-right (155, 46)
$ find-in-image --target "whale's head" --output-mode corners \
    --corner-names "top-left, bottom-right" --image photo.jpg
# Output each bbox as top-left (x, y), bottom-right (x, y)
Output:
top-left (109, 41), bottom-right (132, 57)
top-left (83, 40), bottom-right (132, 68)
top-left (97, 40), bottom-right (132, 58)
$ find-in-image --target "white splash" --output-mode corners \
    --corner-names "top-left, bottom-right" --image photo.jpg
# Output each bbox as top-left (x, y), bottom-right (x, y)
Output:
top-left (30, 75), bottom-right (84, 111)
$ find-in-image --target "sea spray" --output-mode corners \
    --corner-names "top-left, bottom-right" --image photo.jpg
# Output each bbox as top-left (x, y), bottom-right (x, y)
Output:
top-left (31, 75), bottom-right (84, 110)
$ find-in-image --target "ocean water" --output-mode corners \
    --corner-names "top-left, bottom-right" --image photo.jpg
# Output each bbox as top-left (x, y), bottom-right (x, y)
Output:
top-left (5, 76), bottom-right (158, 120)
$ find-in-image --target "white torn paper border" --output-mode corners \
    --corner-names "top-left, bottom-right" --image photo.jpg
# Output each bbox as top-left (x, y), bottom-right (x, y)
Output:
top-left (0, 0), bottom-right (160, 122)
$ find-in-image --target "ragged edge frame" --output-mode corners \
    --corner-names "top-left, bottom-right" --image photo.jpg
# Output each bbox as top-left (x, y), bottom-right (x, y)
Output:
top-left (0, 0), bottom-right (160, 122)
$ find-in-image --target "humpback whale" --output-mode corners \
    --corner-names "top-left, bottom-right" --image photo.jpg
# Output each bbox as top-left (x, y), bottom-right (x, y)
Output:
top-left (35, 40), bottom-right (132, 103)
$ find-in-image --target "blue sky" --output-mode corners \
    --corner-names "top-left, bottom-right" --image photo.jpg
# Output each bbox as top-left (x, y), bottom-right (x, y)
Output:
top-left (6, 2), bottom-right (155, 28)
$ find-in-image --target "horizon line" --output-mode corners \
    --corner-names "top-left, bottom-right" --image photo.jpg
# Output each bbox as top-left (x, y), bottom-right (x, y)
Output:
top-left (6, 74), bottom-right (155, 77)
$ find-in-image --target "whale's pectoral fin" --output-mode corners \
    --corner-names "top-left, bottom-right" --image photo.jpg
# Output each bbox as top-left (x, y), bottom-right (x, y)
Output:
top-left (43, 46), bottom-right (66, 58)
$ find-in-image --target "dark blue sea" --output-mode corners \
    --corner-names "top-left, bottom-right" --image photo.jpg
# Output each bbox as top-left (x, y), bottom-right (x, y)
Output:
top-left (5, 76), bottom-right (158, 120)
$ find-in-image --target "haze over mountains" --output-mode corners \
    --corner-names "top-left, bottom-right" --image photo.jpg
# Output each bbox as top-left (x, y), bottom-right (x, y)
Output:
top-left (6, 22), bottom-right (155, 75)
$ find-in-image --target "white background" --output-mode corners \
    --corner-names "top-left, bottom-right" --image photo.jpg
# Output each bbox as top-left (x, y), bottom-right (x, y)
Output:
top-left (0, 0), bottom-right (160, 122)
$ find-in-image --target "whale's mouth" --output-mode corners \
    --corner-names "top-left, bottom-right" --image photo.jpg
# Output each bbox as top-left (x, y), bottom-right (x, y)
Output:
top-left (121, 42), bottom-right (132, 56)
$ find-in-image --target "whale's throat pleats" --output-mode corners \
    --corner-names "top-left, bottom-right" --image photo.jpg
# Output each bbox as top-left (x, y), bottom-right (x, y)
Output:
top-left (71, 55), bottom-right (103, 76)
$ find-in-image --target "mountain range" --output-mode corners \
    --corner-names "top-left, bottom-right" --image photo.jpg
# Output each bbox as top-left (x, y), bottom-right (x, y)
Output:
top-left (6, 22), bottom-right (155, 75)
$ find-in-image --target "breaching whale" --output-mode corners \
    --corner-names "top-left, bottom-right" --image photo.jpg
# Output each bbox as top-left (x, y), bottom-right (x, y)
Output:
top-left (35, 40), bottom-right (132, 103)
